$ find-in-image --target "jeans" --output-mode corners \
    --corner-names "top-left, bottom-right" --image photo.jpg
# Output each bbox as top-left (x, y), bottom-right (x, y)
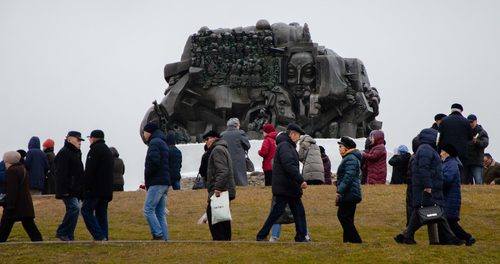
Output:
top-left (271, 224), bottom-right (281, 238)
top-left (81, 198), bottom-right (109, 240)
top-left (337, 202), bottom-right (362, 243)
top-left (144, 185), bottom-right (169, 240)
top-left (0, 217), bottom-right (43, 242)
top-left (465, 165), bottom-right (483, 184)
top-left (256, 195), bottom-right (308, 242)
top-left (56, 197), bottom-right (80, 240)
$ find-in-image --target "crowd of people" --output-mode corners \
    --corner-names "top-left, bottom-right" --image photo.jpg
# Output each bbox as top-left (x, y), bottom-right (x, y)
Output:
top-left (0, 103), bottom-right (498, 244)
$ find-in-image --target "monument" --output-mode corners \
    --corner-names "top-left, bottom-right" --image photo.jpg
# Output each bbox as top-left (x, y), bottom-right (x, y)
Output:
top-left (141, 19), bottom-right (381, 143)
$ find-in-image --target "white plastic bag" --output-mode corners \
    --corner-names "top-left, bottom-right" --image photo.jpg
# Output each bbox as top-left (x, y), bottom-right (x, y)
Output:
top-left (210, 191), bottom-right (232, 224)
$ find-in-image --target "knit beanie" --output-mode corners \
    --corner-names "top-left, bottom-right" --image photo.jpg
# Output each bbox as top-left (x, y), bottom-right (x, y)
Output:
top-left (43, 139), bottom-right (55, 149)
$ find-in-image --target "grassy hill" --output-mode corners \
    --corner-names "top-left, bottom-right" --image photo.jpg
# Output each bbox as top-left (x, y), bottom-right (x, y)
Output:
top-left (0, 185), bottom-right (498, 263)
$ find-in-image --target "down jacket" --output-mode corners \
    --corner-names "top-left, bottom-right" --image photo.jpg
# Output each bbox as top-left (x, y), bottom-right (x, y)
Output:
top-left (442, 156), bottom-right (462, 220)
top-left (465, 125), bottom-right (489, 166)
top-left (298, 135), bottom-right (324, 183)
top-left (362, 131), bottom-right (387, 184)
top-left (144, 129), bottom-right (170, 189)
top-left (389, 152), bottom-right (411, 184)
top-left (411, 128), bottom-right (444, 208)
top-left (336, 149), bottom-right (362, 203)
top-left (206, 139), bottom-right (236, 201)
top-left (54, 141), bottom-right (85, 199)
top-left (84, 139), bottom-right (114, 201)
top-left (272, 133), bottom-right (305, 198)
top-left (258, 131), bottom-right (277, 172)
top-left (25, 136), bottom-right (49, 191)
top-left (166, 132), bottom-right (182, 183)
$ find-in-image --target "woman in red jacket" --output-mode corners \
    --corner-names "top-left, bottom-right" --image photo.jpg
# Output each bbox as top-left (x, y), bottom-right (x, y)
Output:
top-left (258, 124), bottom-right (277, 186)
top-left (362, 130), bottom-right (387, 184)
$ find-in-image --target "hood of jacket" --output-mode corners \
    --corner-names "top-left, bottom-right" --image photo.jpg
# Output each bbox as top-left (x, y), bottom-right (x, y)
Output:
top-left (166, 132), bottom-right (176, 146)
top-left (265, 131), bottom-right (277, 140)
top-left (210, 138), bottom-right (228, 150)
top-left (28, 136), bottom-right (41, 149)
top-left (300, 134), bottom-right (316, 145)
top-left (370, 130), bottom-right (385, 146)
top-left (110, 147), bottom-right (119, 157)
top-left (418, 128), bottom-right (438, 147)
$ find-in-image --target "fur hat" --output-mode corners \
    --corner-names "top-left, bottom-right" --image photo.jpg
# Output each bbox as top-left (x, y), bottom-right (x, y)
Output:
top-left (434, 113), bottom-right (447, 121)
top-left (338, 136), bottom-right (356, 149)
top-left (143, 123), bottom-right (159, 133)
top-left (286, 123), bottom-right (305, 135)
top-left (451, 103), bottom-right (463, 113)
top-left (440, 143), bottom-right (457, 157)
top-left (3, 151), bottom-right (21, 164)
top-left (202, 130), bottom-right (220, 139)
top-left (262, 124), bottom-right (276, 133)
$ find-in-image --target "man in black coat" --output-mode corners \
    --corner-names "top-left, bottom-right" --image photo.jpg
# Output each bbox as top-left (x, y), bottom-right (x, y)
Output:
top-left (256, 123), bottom-right (309, 242)
top-left (82, 130), bottom-right (114, 241)
top-left (438, 103), bottom-right (473, 183)
top-left (54, 131), bottom-right (85, 241)
top-left (464, 114), bottom-right (489, 184)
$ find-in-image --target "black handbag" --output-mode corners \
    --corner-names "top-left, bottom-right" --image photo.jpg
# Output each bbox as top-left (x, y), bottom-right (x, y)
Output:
top-left (245, 152), bottom-right (255, 172)
top-left (417, 192), bottom-right (444, 224)
top-left (192, 174), bottom-right (206, 190)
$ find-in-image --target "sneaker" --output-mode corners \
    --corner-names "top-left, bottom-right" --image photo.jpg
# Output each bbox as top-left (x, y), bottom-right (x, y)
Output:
top-left (56, 234), bottom-right (70, 242)
top-left (465, 237), bottom-right (476, 247)
top-left (305, 234), bottom-right (312, 242)
top-left (269, 236), bottom-right (279, 242)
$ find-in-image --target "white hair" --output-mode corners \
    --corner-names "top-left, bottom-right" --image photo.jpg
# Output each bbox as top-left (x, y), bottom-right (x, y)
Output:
top-left (227, 117), bottom-right (240, 128)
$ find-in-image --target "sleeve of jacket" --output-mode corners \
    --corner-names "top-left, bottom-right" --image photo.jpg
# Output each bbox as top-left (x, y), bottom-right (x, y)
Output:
top-left (362, 147), bottom-right (385, 162)
top-left (415, 148), bottom-right (433, 189)
top-left (213, 147), bottom-right (231, 191)
top-left (145, 140), bottom-right (161, 179)
top-left (298, 140), bottom-right (308, 162)
top-left (84, 148), bottom-right (98, 190)
top-left (388, 155), bottom-right (402, 166)
top-left (476, 129), bottom-right (489, 149)
top-left (258, 138), bottom-right (270, 158)
top-left (240, 132), bottom-right (251, 151)
top-left (441, 160), bottom-right (457, 190)
top-left (279, 144), bottom-right (304, 184)
top-left (4, 168), bottom-right (20, 209)
top-left (337, 158), bottom-right (359, 194)
top-left (25, 152), bottom-right (33, 171)
top-left (55, 152), bottom-right (70, 194)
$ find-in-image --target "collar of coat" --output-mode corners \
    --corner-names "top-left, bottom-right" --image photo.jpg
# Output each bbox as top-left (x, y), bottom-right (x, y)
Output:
top-left (341, 148), bottom-right (356, 157)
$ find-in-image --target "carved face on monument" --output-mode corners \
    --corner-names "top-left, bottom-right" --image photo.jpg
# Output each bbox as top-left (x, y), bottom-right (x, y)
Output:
top-left (287, 52), bottom-right (315, 99)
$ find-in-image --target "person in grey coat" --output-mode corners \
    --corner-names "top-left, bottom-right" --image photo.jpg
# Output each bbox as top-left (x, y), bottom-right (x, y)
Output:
top-left (221, 118), bottom-right (251, 186)
top-left (298, 134), bottom-right (324, 184)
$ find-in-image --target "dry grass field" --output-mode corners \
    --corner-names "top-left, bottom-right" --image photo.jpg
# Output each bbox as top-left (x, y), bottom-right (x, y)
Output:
top-left (0, 185), bottom-right (498, 263)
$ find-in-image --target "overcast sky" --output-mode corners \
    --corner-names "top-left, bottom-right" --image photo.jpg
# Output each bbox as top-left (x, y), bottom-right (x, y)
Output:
top-left (1, 0), bottom-right (499, 190)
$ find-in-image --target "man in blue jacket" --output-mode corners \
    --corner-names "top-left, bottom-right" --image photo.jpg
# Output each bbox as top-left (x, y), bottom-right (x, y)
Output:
top-left (142, 123), bottom-right (170, 241)
top-left (256, 123), bottom-right (309, 242)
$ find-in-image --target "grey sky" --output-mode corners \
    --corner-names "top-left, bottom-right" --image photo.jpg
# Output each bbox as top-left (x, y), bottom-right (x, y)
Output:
top-left (1, 0), bottom-right (499, 190)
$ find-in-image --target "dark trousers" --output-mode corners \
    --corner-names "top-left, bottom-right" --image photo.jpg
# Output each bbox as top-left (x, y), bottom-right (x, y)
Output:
top-left (337, 202), bottom-right (362, 243)
top-left (403, 208), bottom-right (458, 243)
top-left (206, 202), bottom-right (231, 240)
top-left (440, 218), bottom-right (472, 242)
top-left (0, 217), bottom-right (43, 242)
top-left (256, 195), bottom-right (308, 242)
top-left (405, 184), bottom-right (413, 227)
top-left (264, 170), bottom-right (272, 186)
top-left (112, 185), bottom-right (124, 192)
top-left (81, 198), bottom-right (109, 240)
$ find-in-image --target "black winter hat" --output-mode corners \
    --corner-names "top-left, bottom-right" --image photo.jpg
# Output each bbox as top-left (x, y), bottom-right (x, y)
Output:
top-left (202, 130), bottom-right (220, 139)
top-left (286, 123), bottom-right (305, 135)
top-left (89, 129), bottom-right (105, 139)
top-left (434, 113), bottom-right (447, 121)
top-left (143, 123), bottom-right (159, 133)
top-left (451, 103), bottom-right (463, 112)
top-left (338, 136), bottom-right (356, 149)
top-left (440, 143), bottom-right (457, 157)
top-left (467, 114), bottom-right (477, 122)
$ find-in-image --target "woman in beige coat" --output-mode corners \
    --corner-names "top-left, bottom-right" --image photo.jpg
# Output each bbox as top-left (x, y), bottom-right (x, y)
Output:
top-left (298, 134), bottom-right (325, 184)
